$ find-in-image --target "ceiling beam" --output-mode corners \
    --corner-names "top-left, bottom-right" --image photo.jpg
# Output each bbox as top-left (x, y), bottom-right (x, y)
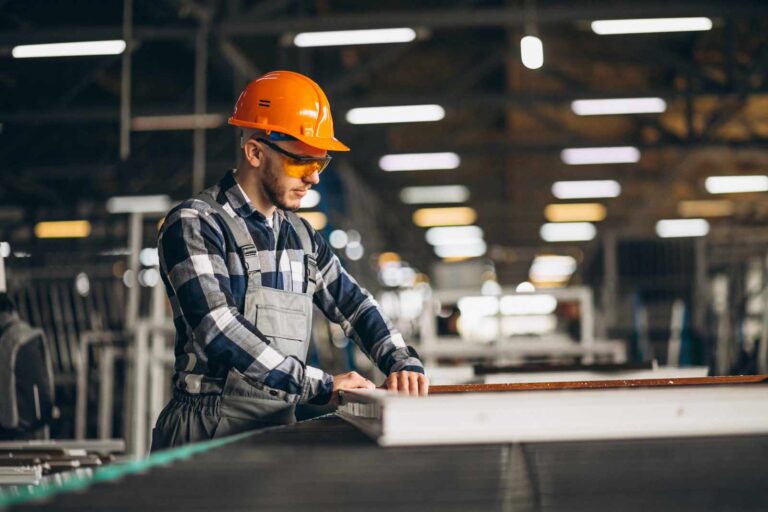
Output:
top-left (3, 1), bottom-right (768, 45)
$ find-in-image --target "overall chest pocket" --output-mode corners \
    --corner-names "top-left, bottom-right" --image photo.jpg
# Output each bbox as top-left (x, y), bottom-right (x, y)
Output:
top-left (256, 305), bottom-right (307, 341)
top-left (252, 287), bottom-right (312, 361)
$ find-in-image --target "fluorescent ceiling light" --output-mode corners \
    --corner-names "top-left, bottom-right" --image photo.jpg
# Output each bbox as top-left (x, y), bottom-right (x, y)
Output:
top-left (299, 189), bottom-right (321, 209)
top-left (377, 252), bottom-right (402, 267)
top-left (298, 212), bottom-right (328, 230)
top-left (540, 222), bottom-right (597, 242)
top-left (329, 230), bottom-right (348, 249)
top-left (293, 28), bottom-right (416, 47)
top-left (434, 240), bottom-right (487, 259)
top-left (530, 255), bottom-right (578, 281)
top-left (561, 146), bottom-right (640, 165)
top-left (552, 180), bottom-right (621, 199)
top-left (544, 203), bottom-right (607, 223)
top-left (655, 218), bottom-right (710, 238)
top-left (138, 268), bottom-right (160, 288)
top-left (380, 264), bottom-right (416, 288)
top-left (413, 207), bottom-right (477, 227)
top-left (99, 248), bottom-right (131, 257)
top-left (35, 220), bottom-right (91, 239)
top-left (345, 243), bottom-right (365, 261)
top-left (380, 152), bottom-right (460, 171)
top-left (520, 35), bottom-right (544, 70)
top-left (400, 185), bottom-right (469, 204)
top-left (516, 281), bottom-right (536, 293)
top-left (678, 199), bottom-right (734, 218)
top-left (346, 104), bottom-right (445, 125)
top-left (500, 294), bottom-right (557, 315)
top-left (457, 296), bottom-right (498, 317)
top-left (139, 248), bottom-right (159, 267)
top-left (705, 175), bottom-right (768, 194)
top-left (571, 97), bottom-right (667, 116)
top-left (591, 17), bottom-right (713, 35)
top-left (501, 315), bottom-right (556, 335)
top-left (12, 40), bottom-right (126, 58)
top-left (425, 225), bottom-right (483, 246)
top-left (481, 280), bottom-right (502, 296)
top-left (131, 114), bottom-right (225, 131)
top-left (346, 229), bottom-right (361, 243)
top-left (107, 195), bottom-right (171, 214)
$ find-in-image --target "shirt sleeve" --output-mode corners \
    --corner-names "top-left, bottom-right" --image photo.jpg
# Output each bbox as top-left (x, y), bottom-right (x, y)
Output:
top-left (159, 201), bottom-right (334, 405)
top-left (307, 222), bottom-right (425, 376)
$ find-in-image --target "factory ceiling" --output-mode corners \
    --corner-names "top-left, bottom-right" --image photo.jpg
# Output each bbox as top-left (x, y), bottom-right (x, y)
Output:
top-left (2, 0), bottom-right (768, 282)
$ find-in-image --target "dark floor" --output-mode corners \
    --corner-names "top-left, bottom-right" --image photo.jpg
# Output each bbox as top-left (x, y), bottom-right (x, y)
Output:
top-left (11, 416), bottom-right (768, 512)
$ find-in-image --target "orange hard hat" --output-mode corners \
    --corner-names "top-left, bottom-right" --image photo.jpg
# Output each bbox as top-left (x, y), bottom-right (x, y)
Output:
top-left (228, 70), bottom-right (350, 152)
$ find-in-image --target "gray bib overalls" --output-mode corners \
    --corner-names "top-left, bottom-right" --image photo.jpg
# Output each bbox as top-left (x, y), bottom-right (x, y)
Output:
top-left (151, 192), bottom-right (318, 451)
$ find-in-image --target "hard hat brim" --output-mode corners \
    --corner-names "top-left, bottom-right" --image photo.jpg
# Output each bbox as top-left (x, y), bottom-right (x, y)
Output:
top-left (293, 134), bottom-right (350, 152)
top-left (229, 117), bottom-right (350, 152)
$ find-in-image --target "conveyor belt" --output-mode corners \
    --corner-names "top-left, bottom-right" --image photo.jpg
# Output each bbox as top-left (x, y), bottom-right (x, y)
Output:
top-left (7, 416), bottom-right (768, 512)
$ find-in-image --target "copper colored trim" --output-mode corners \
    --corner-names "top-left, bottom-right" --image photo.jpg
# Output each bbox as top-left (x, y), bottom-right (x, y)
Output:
top-left (430, 375), bottom-right (768, 394)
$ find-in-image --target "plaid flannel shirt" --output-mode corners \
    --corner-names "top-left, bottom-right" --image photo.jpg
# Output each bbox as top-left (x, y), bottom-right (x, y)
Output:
top-left (159, 170), bottom-right (424, 405)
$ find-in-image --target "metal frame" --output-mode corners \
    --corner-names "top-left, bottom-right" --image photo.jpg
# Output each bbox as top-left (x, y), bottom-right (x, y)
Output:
top-left (418, 286), bottom-right (624, 365)
top-left (75, 331), bottom-right (127, 440)
top-left (0, 245), bottom-right (5, 293)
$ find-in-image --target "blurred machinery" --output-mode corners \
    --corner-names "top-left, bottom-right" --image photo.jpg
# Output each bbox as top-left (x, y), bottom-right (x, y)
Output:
top-left (416, 285), bottom-right (625, 366)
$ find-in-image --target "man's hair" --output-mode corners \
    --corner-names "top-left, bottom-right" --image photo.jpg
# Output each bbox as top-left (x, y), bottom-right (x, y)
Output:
top-left (240, 128), bottom-right (268, 148)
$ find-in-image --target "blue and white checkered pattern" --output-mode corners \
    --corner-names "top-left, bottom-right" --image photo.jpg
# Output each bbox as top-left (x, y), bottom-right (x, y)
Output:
top-left (158, 170), bottom-right (424, 405)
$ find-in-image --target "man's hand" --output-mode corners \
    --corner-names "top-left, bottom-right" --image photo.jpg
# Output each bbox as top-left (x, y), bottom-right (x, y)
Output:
top-left (329, 371), bottom-right (376, 405)
top-left (385, 371), bottom-right (429, 396)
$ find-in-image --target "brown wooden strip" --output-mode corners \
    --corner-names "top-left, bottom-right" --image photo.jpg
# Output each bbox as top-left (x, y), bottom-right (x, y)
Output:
top-left (430, 375), bottom-right (768, 394)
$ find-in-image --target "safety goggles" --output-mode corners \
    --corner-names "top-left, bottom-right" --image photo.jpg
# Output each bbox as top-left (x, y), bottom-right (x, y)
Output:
top-left (256, 137), bottom-right (333, 178)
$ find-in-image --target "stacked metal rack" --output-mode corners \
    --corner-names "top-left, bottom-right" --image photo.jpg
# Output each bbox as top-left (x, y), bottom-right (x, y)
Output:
top-left (0, 440), bottom-right (124, 492)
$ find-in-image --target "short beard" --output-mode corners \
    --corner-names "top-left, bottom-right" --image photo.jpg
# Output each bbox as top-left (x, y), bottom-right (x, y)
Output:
top-left (261, 162), bottom-right (298, 211)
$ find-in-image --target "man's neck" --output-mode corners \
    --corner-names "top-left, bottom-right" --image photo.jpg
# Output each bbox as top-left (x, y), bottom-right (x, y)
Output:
top-left (233, 167), bottom-right (276, 218)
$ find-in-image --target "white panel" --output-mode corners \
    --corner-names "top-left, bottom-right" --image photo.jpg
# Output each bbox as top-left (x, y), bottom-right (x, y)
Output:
top-left (339, 385), bottom-right (768, 446)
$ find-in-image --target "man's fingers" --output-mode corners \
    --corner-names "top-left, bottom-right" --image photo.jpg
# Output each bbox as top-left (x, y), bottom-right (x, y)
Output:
top-left (399, 371), bottom-right (410, 394)
top-left (419, 375), bottom-right (430, 396)
top-left (380, 372), bottom-right (430, 395)
top-left (351, 373), bottom-right (374, 389)
top-left (408, 373), bottom-right (419, 396)
top-left (334, 371), bottom-right (376, 391)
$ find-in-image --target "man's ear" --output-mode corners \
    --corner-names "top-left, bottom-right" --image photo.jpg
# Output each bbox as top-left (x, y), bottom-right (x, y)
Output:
top-left (243, 138), bottom-right (265, 168)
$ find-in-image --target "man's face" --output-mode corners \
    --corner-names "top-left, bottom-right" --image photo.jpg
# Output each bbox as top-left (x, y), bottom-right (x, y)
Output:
top-left (259, 140), bottom-right (326, 211)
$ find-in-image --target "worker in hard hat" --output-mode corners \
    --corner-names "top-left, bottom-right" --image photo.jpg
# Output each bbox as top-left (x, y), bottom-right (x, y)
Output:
top-left (151, 71), bottom-right (428, 450)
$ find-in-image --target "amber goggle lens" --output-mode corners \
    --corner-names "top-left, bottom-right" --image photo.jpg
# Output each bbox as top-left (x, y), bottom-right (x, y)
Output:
top-left (283, 158), bottom-right (330, 178)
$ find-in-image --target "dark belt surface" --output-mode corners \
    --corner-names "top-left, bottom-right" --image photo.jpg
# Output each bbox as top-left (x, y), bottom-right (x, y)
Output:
top-left (9, 416), bottom-right (768, 512)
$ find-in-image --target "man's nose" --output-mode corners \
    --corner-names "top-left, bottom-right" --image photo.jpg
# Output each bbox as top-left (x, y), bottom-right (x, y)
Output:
top-left (303, 170), bottom-right (320, 185)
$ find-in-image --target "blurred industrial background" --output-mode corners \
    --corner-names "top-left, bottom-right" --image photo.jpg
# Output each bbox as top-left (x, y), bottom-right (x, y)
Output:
top-left (2, 1), bottom-right (768, 508)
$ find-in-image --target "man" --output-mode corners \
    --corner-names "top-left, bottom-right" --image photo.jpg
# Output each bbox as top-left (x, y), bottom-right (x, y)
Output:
top-left (151, 70), bottom-right (428, 450)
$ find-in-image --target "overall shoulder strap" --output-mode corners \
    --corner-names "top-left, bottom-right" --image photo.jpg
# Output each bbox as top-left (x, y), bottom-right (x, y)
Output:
top-left (285, 211), bottom-right (313, 255)
top-left (194, 192), bottom-right (261, 275)
top-left (195, 192), bottom-right (264, 318)
top-left (285, 211), bottom-right (318, 295)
